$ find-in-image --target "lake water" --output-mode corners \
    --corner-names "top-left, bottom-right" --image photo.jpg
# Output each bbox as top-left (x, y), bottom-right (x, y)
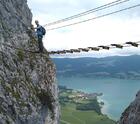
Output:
top-left (57, 77), bottom-right (140, 120)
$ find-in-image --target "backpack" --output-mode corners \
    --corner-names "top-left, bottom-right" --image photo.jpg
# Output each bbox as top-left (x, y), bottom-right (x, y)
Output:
top-left (40, 26), bottom-right (46, 35)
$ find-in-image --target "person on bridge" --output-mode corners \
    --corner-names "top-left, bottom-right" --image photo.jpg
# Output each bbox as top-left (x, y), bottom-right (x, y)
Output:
top-left (34, 20), bottom-right (46, 53)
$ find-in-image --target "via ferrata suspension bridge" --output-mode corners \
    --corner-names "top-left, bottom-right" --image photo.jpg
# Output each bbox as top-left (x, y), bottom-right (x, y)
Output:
top-left (1, 0), bottom-right (140, 55)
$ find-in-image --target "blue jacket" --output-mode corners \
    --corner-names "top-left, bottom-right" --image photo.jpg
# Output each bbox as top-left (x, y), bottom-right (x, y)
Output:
top-left (36, 25), bottom-right (43, 37)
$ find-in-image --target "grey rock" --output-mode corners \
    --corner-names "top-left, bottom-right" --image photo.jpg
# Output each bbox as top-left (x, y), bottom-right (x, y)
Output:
top-left (0, 0), bottom-right (59, 124)
top-left (119, 90), bottom-right (140, 124)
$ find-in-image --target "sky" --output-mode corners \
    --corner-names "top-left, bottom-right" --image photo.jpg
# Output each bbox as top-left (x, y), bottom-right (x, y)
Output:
top-left (27, 0), bottom-right (140, 57)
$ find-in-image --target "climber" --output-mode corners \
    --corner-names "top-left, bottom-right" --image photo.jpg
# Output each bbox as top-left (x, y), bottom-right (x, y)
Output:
top-left (34, 20), bottom-right (46, 53)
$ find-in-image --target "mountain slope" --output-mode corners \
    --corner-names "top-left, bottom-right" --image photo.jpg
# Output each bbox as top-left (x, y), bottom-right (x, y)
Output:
top-left (53, 55), bottom-right (140, 79)
top-left (119, 90), bottom-right (140, 124)
top-left (0, 0), bottom-right (59, 124)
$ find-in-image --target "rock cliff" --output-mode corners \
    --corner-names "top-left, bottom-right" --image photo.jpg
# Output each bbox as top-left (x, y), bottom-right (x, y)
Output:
top-left (0, 0), bottom-right (59, 124)
top-left (119, 90), bottom-right (140, 124)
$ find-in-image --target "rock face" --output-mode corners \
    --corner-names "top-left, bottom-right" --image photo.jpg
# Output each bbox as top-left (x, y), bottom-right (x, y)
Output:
top-left (119, 90), bottom-right (140, 124)
top-left (0, 0), bottom-right (59, 124)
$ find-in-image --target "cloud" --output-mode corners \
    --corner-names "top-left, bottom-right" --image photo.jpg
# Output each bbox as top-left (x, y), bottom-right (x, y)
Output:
top-left (28, 0), bottom-right (140, 57)
top-left (46, 17), bottom-right (140, 48)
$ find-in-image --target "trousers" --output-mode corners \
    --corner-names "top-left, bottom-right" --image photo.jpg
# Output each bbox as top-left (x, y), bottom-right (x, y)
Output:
top-left (38, 36), bottom-right (43, 52)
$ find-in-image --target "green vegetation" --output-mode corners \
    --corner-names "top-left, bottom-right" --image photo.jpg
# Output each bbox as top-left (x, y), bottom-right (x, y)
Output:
top-left (76, 99), bottom-right (101, 114)
top-left (17, 49), bottom-right (24, 61)
top-left (53, 55), bottom-right (140, 79)
top-left (59, 86), bottom-right (116, 124)
top-left (37, 89), bottom-right (54, 117)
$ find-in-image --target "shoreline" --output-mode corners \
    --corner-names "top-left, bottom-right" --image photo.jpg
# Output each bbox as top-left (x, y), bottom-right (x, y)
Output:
top-left (59, 85), bottom-right (119, 121)
top-left (98, 96), bottom-right (119, 121)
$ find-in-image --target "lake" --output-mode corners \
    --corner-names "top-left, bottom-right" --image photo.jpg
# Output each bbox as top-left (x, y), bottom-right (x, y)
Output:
top-left (57, 77), bottom-right (140, 120)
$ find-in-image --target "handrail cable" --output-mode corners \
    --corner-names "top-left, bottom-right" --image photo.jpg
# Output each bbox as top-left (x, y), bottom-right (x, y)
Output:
top-left (47, 3), bottom-right (140, 31)
top-left (45, 0), bottom-right (129, 26)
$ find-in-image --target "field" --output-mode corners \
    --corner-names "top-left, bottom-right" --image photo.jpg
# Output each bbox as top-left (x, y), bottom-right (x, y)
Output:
top-left (60, 103), bottom-right (116, 124)
top-left (59, 86), bottom-right (116, 124)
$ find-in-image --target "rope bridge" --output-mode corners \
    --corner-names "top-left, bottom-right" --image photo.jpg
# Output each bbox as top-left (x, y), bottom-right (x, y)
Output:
top-left (1, 41), bottom-right (139, 55)
top-left (48, 41), bottom-right (140, 55)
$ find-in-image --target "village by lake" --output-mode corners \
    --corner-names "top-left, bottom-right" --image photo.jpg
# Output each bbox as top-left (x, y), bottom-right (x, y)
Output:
top-left (59, 85), bottom-right (103, 101)
top-left (59, 85), bottom-right (116, 124)
top-left (58, 76), bottom-right (140, 120)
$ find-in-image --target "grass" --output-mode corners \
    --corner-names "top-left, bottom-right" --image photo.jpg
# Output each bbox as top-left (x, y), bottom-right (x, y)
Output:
top-left (59, 87), bottom-right (116, 124)
top-left (60, 103), bottom-right (116, 124)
